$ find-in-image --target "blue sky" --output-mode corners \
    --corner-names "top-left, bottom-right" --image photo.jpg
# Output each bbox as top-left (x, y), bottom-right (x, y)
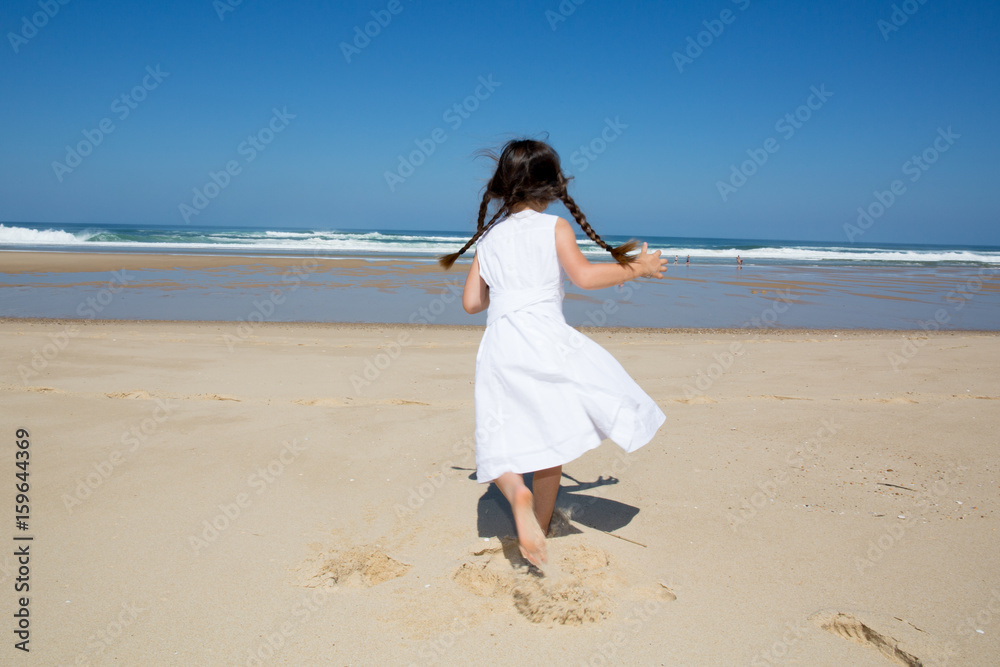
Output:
top-left (1, 0), bottom-right (997, 244)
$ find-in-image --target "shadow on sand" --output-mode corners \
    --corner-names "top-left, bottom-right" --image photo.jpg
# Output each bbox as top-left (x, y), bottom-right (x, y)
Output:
top-left (473, 472), bottom-right (640, 539)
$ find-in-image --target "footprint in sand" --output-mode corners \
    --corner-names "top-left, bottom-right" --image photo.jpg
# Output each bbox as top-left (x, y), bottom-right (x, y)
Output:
top-left (295, 545), bottom-right (411, 588)
top-left (293, 398), bottom-right (343, 407)
top-left (106, 390), bottom-right (151, 400)
top-left (809, 610), bottom-right (944, 667)
top-left (197, 393), bottom-right (240, 402)
top-left (454, 537), bottom-right (624, 626)
top-left (674, 395), bottom-right (716, 405)
top-left (759, 395), bottom-right (812, 401)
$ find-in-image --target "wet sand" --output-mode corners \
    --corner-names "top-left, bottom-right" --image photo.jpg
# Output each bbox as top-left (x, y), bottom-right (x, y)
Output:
top-left (1, 250), bottom-right (998, 329)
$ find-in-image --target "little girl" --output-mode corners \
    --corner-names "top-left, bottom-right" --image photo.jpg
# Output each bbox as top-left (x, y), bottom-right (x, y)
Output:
top-left (440, 139), bottom-right (667, 566)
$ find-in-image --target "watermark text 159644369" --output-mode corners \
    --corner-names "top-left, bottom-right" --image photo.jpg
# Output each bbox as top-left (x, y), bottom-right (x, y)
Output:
top-left (13, 428), bottom-right (33, 653)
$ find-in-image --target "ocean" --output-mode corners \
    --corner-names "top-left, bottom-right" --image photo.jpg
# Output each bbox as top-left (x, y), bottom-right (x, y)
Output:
top-left (2, 222), bottom-right (999, 329)
top-left (2, 222), bottom-right (999, 267)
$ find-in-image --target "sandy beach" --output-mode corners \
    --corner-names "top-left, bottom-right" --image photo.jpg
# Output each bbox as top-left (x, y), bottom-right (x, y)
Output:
top-left (1, 318), bottom-right (997, 665)
top-left (4, 0), bottom-right (998, 663)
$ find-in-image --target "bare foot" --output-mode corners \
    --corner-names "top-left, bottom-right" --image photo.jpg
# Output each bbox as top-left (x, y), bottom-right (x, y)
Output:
top-left (512, 487), bottom-right (547, 566)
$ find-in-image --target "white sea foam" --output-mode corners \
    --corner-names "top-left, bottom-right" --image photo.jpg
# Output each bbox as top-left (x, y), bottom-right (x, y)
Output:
top-left (1, 224), bottom-right (997, 265)
top-left (0, 224), bottom-right (89, 244)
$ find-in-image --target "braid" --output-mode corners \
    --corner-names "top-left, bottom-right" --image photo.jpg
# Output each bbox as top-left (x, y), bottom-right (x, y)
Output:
top-left (559, 192), bottom-right (609, 251)
top-left (440, 137), bottom-right (639, 269)
top-left (475, 191), bottom-right (490, 231)
top-left (559, 191), bottom-right (637, 266)
top-left (438, 202), bottom-right (507, 269)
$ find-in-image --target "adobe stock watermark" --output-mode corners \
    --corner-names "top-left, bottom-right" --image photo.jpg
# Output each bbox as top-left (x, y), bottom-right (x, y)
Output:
top-left (340, 0), bottom-right (408, 63)
top-left (179, 107), bottom-right (295, 223)
top-left (189, 439), bottom-right (307, 556)
top-left (242, 587), bottom-right (337, 666)
top-left (545, 0), bottom-right (585, 31)
top-left (749, 620), bottom-right (810, 666)
top-left (923, 642), bottom-right (961, 667)
top-left (7, 0), bottom-right (72, 54)
top-left (384, 75), bottom-right (501, 192)
top-left (76, 268), bottom-right (135, 318)
top-left (569, 117), bottom-right (627, 173)
top-left (854, 460), bottom-right (968, 575)
top-left (222, 259), bottom-right (320, 351)
top-left (409, 616), bottom-right (473, 665)
top-left (917, 588), bottom-right (1000, 667)
top-left (682, 290), bottom-right (795, 400)
top-left (575, 278), bottom-right (641, 327)
top-left (887, 268), bottom-right (995, 371)
top-left (727, 418), bottom-right (840, 531)
top-left (350, 280), bottom-right (464, 391)
top-left (554, 282), bottom-right (644, 363)
top-left (393, 405), bottom-right (503, 518)
top-left (214, 0), bottom-right (245, 21)
top-left (580, 592), bottom-right (676, 666)
top-left (955, 587), bottom-right (1000, 638)
top-left (16, 269), bottom-right (134, 384)
top-left (844, 126), bottom-right (959, 242)
top-left (62, 601), bottom-right (147, 666)
top-left (717, 85), bottom-right (833, 202)
top-left (672, 0), bottom-right (751, 73)
top-left (16, 326), bottom-right (79, 384)
top-left (909, 587), bottom-right (1000, 667)
top-left (878, 0), bottom-right (930, 41)
top-left (51, 66), bottom-right (170, 182)
top-left (61, 397), bottom-right (178, 513)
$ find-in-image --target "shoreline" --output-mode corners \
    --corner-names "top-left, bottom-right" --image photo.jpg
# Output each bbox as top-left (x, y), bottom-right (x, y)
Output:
top-left (4, 317), bottom-right (1000, 335)
top-left (3, 247), bottom-right (999, 269)
top-left (0, 249), bottom-right (442, 273)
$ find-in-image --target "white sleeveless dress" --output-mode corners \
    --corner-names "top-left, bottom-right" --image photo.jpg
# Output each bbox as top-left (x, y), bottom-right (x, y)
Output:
top-left (473, 209), bottom-right (666, 484)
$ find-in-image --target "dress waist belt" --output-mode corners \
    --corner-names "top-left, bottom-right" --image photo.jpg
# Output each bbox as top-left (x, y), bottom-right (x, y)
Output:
top-left (486, 289), bottom-right (563, 326)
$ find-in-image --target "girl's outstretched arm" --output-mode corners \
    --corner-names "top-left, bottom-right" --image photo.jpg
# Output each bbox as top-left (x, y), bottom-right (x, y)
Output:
top-left (462, 252), bottom-right (490, 314)
top-left (554, 217), bottom-right (666, 290)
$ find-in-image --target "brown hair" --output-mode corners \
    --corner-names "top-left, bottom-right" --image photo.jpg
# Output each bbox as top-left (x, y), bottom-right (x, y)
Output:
top-left (438, 138), bottom-right (637, 269)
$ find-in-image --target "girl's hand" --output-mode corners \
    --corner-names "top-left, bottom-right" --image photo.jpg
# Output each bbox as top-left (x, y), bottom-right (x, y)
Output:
top-left (633, 242), bottom-right (667, 279)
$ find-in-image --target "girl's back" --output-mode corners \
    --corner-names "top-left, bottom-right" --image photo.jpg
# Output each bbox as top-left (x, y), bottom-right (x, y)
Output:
top-left (476, 210), bottom-right (561, 295)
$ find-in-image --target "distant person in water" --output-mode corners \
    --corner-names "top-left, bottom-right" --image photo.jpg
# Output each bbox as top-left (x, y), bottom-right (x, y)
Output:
top-left (737, 255), bottom-right (742, 269)
top-left (686, 255), bottom-right (690, 265)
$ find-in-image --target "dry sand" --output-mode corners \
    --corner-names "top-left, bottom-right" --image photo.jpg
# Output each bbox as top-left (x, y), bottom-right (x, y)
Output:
top-left (1, 319), bottom-right (998, 665)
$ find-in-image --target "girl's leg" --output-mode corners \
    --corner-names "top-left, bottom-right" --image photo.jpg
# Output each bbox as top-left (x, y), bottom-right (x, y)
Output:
top-left (531, 465), bottom-right (562, 535)
top-left (494, 472), bottom-right (546, 566)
